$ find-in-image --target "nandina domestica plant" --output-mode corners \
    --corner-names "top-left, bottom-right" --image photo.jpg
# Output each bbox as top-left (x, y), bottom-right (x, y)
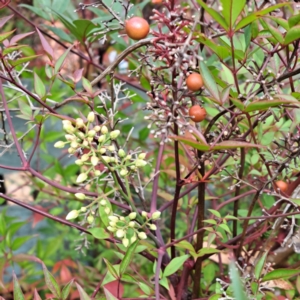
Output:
top-left (1, 0), bottom-right (300, 299)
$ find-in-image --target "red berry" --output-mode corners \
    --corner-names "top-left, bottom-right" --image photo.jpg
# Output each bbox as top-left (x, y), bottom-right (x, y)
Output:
top-left (125, 17), bottom-right (150, 40)
top-left (186, 73), bottom-right (204, 91)
top-left (189, 105), bottom-right (207, 123)
top-left (275, 180), bottom-right (288, 193)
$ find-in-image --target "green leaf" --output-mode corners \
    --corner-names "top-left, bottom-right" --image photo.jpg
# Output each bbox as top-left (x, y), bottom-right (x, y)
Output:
top-left (197, 248), bottom-right (220, 257)
top-left (265, 22), bottom-right (284, 44)
top-left (44, 25), bottom-right (74, 43)
top-left (235, 3), bottom-right (289, 31)
top-left (284, 25), bottom-right (300, 45)
top-left (120, 240), bottom-right (139, 275)
top-left (0, 29), bottom-right (15, 43)
top-left (212, 140), bottom-right (263, 150)
top-left (209, 295), bottom-right (223, 300)
top-left (75, 282), bottom-right (91, 300)
top-left (199, 61), bottom-right (220, 102)
top-left (42, 264), bottom-right (62, 298)
top-left (62, 279), bottom-right (74, 300)
top-left (197, 0), bottom-right (228, 30)
top-left (219, 224), bottom-right (232, 235)
top-left (8, 55), bottom-right (41, 67)
top-left (170, 136), bottom-right (210, 151)
top-left (255, 252), bottom-right (268, 280)
top-left (230, 97), bottom-right (245, 110)
top-left (268, 16), bottom-right (289, 31)
top-left (220, 0), bottom-right (246, 28)
top-left (82, 77), bottom-right (93, 94)
top-left (3, 45), bottom-right (28, 56)
top-left (73, 19), bottom-right (98, 40)
top-left (13, 273), bottom-right (25, 300)
top-left (99, 200), bottom-right (112, 227)
top-left (229, 260), bottom-right (248, 300)
top-left (34, 72), bottom-right (46, 98)
top-left (208, 209), bottom-right (221, 218)
top-left (163, 254), bottom-right (190, 277)
top-left (288, 14), bottom-right (300, 28)
top-left (159, 276), bottom-right (169, 290)
top-left (54, 44), bottom-right (74, 73)
top-left (245, 97), bottom-right (300, 112)
top-left (11, 236), bottom-right (33, 251)
top-left (103, 258), bottom-right (119, 279)
top-left (88, 227), bottom-right (110, 240)
top-left (175, 241), bottom-right (196, 253)
top-left (262, 269), bottom-right (300, 282)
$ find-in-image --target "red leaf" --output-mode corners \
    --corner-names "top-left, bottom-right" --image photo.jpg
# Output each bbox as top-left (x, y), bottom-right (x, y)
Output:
top-left (36, 28), bottom-right (54, 59)
top-left (10, 31), bottom-right (35, 45)
top-left (103, 280), bottom-right (124, 298)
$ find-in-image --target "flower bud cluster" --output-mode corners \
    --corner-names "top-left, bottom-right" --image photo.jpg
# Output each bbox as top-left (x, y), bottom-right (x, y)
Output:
top-left (54, 113), bottom-right (148, 184)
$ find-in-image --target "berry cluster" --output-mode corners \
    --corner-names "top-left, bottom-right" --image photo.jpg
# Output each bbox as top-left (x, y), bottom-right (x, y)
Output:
top-left (54, 112), bottom-right (147, 184)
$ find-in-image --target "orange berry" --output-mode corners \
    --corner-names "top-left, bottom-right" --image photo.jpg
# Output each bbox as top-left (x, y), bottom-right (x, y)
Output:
top-left (188, 105), bottom-right (207, 123)
top-left (275, 180), bottom-right (288, 193)
top-left (125, 17), bottom-right (150, 40)
top-left (186, 73), bottom-right (204, 91)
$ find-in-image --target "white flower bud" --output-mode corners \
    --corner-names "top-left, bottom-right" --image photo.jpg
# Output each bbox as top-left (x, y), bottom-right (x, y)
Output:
top-left (88, 130), bottom-right (96, 137)
top-left (77, 132), bottom-right (85, 139)
top-left (116, 229), bottom-right (125, 238)
top-left (91, 156), bottom-right (99, 166)
top-left (149, 224), bottom-right (157, 231)
top-left (70, 141), bottom-right (78, 148)
top-left (131, 235), bottom-right (137, 243)
top-left (76, 118), bottom-right (84, 128)
top-left (130, 166), bottom-right (137, 171)
top-left (151, 211), bottom-right (161, 220)
top-left (125, 155), bottom-right (132, 160)
top-left (82, 140), bottom-right (89, 147)
top-left (118, 149), bottom-right (126, 158)
top-left (104, 207), bottom-right (110, 214)
top-left (75, 159), bottom-right (83, 166)
top-left (64, 124), bottom-right (75, 133)
top-left (138, 153), bottom-right (146, 159)
top-left (128, 221), bottom-right (135, 228)
top-left (142, 211), bottom-right (148, 218)
top-left (68, 147), bottom-right (76, 154)
top-left (135, 159), bottom-right (147, 167)
top-left (75, 193), bottom-right (86, 200)
top-left (129, 212), bottom-right (136, 220)
top-left (66, 210), bottom-right (79, 220)
top-left (109, 221), bottom-right (116, 227)
top-left (110, 130), bottom-right (120, 140)
top-left (138, 232), bottom-right (147, 240)
top-left (107, 226), bottom-right (116, 232)
top-left (80, 207), bottom-right (87, 212)
top-left (65, 134), bottom-right (75, 141)
top-left (81, 154), bottom-right (90, 162)
top-left (94, 125), bottom-right (101, 132)
top-left (76, 173), bottom-right (87, 183)
top-left (62, 120), bottom-right (72, 127)
top-left (100, 199), bottom-right (106, 206)
top-left (122, 238), bottom-right (129, 248)
top-left (102, 156), bottom-right (111, 163)
top-left (101, 126), bottom-right (108, 134)
top-left (120, 169), bottom-right (128, 177)
top-left (98, 135), bottom-right (105, 143)
top-left (54, 141), bottom-right (65, 148)
top-left (108, 216), bottom-right (119, 222)
top-left (87, 215), bottom-right (94, 224)
top-left (94, 170), bottom-right (101, 176)
top-left (87, 137), bottom-right (93, 143)
top-left (99, 148), bottom-right (106, 154)
top-left (108, 145), bottom-right (115, 152)
top-left (87, 112), bottom-right (95, 122)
